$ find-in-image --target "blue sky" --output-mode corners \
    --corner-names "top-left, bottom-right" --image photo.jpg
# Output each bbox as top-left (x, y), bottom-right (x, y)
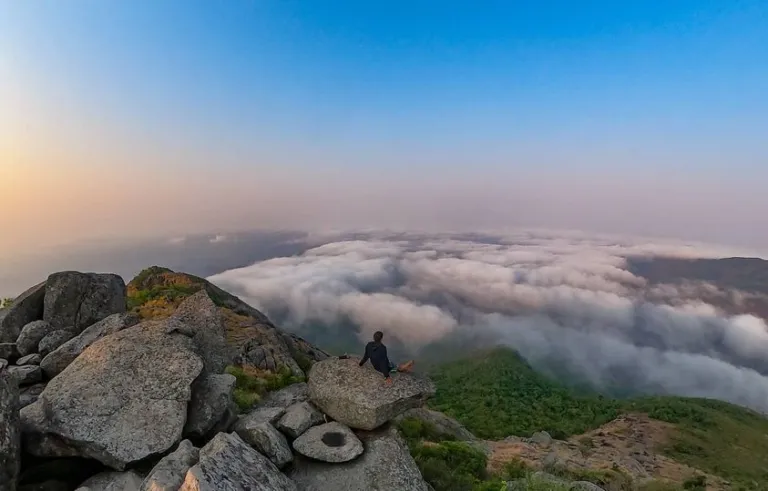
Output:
top-left (2, 1), bottom-right (767, 251)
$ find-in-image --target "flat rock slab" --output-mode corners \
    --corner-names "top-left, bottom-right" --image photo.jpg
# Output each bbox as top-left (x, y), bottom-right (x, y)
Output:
top-left (289, 426), bottom-right (431, 491)
top-left (396, 407), bottom-right (477, 441)
top-left (292, 422), bottom-right (363, 463)
top-left (257, 382), bottom-right (309, 409)
top-left (16, 354), bottom-right (41, 366)
top-left (21, 321), bottom-right (204, 470)
top-left (140, 439), bottom-right (199, 491)
top-left (235, 420), bottom-right (293, 468)
top-left (308, 357), bottom-right (435, 430)
top-left (234, 406), bottom-right (286, 433)
top-left (179, 432), bottom-right (296, 491)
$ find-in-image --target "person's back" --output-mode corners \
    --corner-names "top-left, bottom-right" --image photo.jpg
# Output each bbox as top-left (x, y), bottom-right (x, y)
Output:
top-left (359, 331), bottom-right (415, 385)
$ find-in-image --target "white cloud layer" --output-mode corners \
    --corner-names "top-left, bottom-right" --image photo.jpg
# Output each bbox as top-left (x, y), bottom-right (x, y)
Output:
top-left (209, 229), bottom-right (768, 412)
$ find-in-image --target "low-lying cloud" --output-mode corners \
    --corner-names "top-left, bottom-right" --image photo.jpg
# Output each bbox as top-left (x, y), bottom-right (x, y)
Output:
top-left (209, 230), bottom-right (768, 413)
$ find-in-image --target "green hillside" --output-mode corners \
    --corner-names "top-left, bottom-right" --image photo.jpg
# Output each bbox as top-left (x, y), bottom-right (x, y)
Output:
top-left (428, 347), bottom-right (768, 490)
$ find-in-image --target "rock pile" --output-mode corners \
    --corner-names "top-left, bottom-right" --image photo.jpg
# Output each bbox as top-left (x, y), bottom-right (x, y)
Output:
top-left (0, 271), bottom-right (437, 491)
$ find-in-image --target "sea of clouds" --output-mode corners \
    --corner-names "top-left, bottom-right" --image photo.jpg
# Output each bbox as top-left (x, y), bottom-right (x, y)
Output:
top-left (209, 230), bottom-right (768, 413)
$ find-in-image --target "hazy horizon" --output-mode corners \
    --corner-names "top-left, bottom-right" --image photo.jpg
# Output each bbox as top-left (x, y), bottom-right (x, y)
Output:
top-left (3, 1), bottom-right (768, 255)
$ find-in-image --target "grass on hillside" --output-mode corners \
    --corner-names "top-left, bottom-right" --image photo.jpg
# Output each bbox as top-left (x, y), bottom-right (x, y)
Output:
top-left (225, 365), bottom-right (304, 413)
top-left (428, 347), bottom-right (768, 490)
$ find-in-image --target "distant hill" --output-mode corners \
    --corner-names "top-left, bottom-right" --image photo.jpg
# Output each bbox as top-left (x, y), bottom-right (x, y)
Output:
top-left (428, 347), bottom-right (768, 489)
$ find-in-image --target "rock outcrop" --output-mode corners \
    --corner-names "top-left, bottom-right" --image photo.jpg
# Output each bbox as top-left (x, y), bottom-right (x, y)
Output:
top-left (21, 320), bottom-right (204, 469)
top-left (292, 422), bottom-right (364, 463)
top-left (39, 313), bottom-right (139, 378)
top-left (309, 357), bottom-right (435, 430)
top-left (257, 382), bottom-right (310, 409)
top-left (0, 282), bottom-right (46, 343)
top-left (43, 272), bottom-right (126, 333)
top-left (290, 426), bottom-right (431, 491)
top-left (179, 432), bottom-right (296, 491)
top-left (0, 372), bottom-right (20, 491)
top-left (140, 440), bottom-right (199, 491)
top-left (170, 292), bottom-right (229, 374)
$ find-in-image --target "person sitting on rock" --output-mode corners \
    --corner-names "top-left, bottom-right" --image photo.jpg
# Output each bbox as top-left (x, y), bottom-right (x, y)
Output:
top-left (359, 331), bottom-right (414, 385)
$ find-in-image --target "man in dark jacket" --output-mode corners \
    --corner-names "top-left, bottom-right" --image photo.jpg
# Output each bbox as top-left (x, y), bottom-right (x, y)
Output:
top-left (359, 331), bottom-right (414, 385)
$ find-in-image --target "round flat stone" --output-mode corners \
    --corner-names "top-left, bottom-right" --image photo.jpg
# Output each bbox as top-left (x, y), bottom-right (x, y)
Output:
top-left (292, 422), bottom-right (364, 463)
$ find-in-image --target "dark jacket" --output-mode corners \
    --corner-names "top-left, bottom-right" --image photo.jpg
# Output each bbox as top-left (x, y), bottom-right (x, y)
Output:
top-left (359, 341), bottom-right (391, 377)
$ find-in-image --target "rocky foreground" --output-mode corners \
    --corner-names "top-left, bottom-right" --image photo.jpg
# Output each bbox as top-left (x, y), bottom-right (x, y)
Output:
top-left (0, 271), bottom-right (437, 491)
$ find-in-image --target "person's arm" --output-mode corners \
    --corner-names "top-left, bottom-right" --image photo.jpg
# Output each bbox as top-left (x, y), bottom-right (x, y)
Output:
top-left (359, 343), bottom-right (370, 366)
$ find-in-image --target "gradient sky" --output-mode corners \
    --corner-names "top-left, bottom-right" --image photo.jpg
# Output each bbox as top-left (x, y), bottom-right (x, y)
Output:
top-left (2, 1), bottom-right (768, 255)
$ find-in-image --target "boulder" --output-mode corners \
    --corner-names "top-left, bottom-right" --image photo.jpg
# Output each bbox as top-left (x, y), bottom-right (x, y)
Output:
top-left (7, 365), bottom-right (42, 386)
top-left (43, 272), bottom-right (126, 333)
top-left (292, 422), bottom-right (363, 463)
top-left (257, 382), bottom-right (309, 410)
top-left (75, 471), bottom-right (143, 491)
top-left (179, 432), bottom-right (296, 491)
top-left (16, 321), bottom-right (54, 356)
top-left (290, 426), bottom-right (430, 491)
top-left (0, 344), bottom-right (18, 362)
top-left (38, 330), bottom-right (76, 357)
top-left (396, 407), bottom-right (477, 441)
top-left (21, 320), bottom-right (204, 470)
top-left (16, 354), bottom-right (41, 367)
top-left (0, 282), bottom-right (46, 343)
top-left (183, 373), bottom-right (236, 439)
top-left (236, 420), bottom-right (293, 468)
top-left (277, 401), bottom-right (324, 439)
top-left (170, 291), bottom-right (229, 374)
top-left (19, 384), bottom-right (46, 409)
top-left (0, 372), bottom-right (20, 491)
top-left (40, 313), bottom-right (139, 378)
top-left (140, 440), bottom-right (199, 491)
top-left (16, 354), bottom-right (41, 366)
top-left (308, 357), bottom-right (435, 430)
top-left (532, 431), bottom-right (553, 447)
top-left (233, 406), bottom-right (286, 435)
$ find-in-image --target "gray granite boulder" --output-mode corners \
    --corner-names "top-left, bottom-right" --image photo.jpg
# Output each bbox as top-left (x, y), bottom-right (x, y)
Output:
top-left (38, 330), bottom-right (76, 357)
top-left (236, 420), bottom-right (293, 468)
top-left (234, 406), bottom-right (285, 434)
top-left (183, 373), bottom-right (236, 439)
top-left (292, 422), bottom-right (363, 463)
top-left (18, 383), bottom-right (46, 409)
top-left (43, 272), bottom-right (126, 333)
top-left (308, 357), bottom-right (435, 430)
top-left (277, 401), bottom-right (324, 439)
top-left (40, 313), bottom-right (139, 378)
top-left (0, 282), bottom-right (46, 343)
top-left (7, 365), bottom-right (42, 386)
top-left (16, 321), bottom-right (54, 356)
top-left (21, 320), bottom-right (204, 470)
top-left (290, 426), bottom-right (430, 491)
top-left (16, 354), bottom-right (41, 366)
top-left (179, 432), bottom-right (296, 491)
top-left (140, 440), bottom-right (199, 491)
top-left (75, 471), bottom-right (143, 491)
top-left (0, 372), bottom-right (20, 491)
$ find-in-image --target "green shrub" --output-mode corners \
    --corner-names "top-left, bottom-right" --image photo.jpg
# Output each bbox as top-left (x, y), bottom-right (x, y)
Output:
top-left (409, 441), bottom-right (489, 491)
top-left (398, 417), bottom-right (456, 444)
top-left (225, 365), bottom-right (304, 413)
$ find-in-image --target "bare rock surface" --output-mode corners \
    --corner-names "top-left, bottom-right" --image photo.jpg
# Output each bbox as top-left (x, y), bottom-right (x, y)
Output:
top-left (140, 439), bottom-right (199, 491)
top-left (21, 320), bottom-right (204, 470)
top-left (43, 272), bottom-right (126, 333)
top-left (0, 282), bottom-right (46, 343)
top-left (292, 422), bottom-right (363, 463)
